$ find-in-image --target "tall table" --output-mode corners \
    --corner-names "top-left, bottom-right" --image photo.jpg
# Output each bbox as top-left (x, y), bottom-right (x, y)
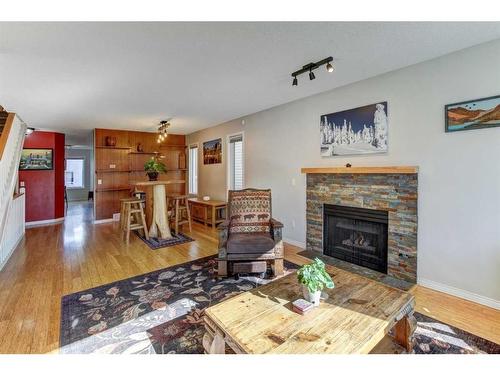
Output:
top-left (132, 180), bottom-right (184, 239)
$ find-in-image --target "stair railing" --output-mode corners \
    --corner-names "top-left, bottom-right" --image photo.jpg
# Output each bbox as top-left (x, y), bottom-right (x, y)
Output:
top-left (0, 113), bottom-right (27, 251)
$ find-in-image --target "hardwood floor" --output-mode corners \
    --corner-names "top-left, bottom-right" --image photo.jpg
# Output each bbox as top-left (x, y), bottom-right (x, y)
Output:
top-left (0, 201), bottom-right (498, 353)
top-left (286, 248), bottom-right (500, 347)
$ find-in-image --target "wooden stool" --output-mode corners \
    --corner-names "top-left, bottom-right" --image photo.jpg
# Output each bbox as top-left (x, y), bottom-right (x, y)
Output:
top-left (132, 188), bottom-right (146, 201)
top-left (119, 198), bottom-right (136, 232)
top-left (167, 195), bottom-right (192, 234)
top-left (120, 198), bottom-right (149, 244)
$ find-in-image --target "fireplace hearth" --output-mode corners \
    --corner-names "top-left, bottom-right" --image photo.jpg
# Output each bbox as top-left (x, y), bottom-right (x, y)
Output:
top-left (323, 204), bottom-right (388, 274)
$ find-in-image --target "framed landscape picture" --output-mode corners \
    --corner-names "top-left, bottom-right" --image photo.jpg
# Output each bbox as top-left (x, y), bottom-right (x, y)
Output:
top-left (445, 95), bottom-right (500, 133)
top-left (19, 148), bottom-right (53, 170)
top-left (320, 102), bottom-right (388, 156)
top-left (203, 138), bottom-right (222, 164)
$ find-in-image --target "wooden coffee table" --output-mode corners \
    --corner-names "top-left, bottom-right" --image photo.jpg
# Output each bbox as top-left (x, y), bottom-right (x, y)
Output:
top-left (203, 265), bottom-right (416, 354)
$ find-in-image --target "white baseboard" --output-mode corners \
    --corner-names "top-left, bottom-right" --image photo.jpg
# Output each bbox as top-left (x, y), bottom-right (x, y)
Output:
top-left (284, 237), bottom-right (306, 249)
top-left (93, 218), bottom-right (117, 224)
top-left (26, 217), bottom-right (64, 228)
top-left (418, 277), bottom-right (500, 310)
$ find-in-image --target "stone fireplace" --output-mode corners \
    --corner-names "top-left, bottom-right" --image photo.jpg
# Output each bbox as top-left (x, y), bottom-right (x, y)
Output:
top-left (303, 167), bottom-right (418, 283)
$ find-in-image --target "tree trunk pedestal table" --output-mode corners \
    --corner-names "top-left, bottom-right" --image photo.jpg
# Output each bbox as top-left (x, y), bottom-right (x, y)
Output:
top-left (132, 180), bottom-right (184, 239)
top-left (203, 265), bottom-right (416, 354)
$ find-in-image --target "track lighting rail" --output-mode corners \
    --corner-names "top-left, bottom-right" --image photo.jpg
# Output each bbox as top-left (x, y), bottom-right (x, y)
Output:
top-left (291, 56), bottom-right (333, 86)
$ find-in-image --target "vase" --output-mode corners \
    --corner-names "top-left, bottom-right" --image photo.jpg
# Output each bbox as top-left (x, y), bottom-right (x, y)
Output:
top-left (137, 143), bottom-right (144, 152)
top-left (302, 285), bottom-right (321, 306)
top-left (147, 172), bottom-right (159, 181)
top-left (105, 136), bottom-right (117, 147)
top-left (178, 152), bottom-right (186, 169)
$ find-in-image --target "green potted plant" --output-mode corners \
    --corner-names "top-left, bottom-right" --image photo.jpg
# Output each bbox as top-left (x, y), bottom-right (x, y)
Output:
top-left (144, 157), bottom-right (166, 181)
top-left (297, 258), bottom-right (334, 306)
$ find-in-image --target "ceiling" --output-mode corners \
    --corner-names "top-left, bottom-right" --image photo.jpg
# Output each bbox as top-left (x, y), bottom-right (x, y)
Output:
top-left (1, 22), bottom-right (500, 145)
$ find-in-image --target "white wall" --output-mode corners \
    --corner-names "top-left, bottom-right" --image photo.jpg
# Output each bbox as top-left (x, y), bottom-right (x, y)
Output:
top-left (188, 122), bottom-right (244, 200)
top-left (187, 39), bottom-right (500, 306)
top-left (65, 148), bottom-right (93, 201)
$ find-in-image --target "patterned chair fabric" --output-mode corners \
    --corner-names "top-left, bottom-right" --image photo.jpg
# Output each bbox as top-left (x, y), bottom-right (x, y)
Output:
top-left (217, 188), bottom-right (284, 278)
top-left (228, 189), bottom-right (272, 234)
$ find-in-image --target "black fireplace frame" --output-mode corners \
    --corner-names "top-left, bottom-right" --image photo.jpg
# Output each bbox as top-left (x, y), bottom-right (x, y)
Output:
top-left (323, 204), bottom-right (388, 274)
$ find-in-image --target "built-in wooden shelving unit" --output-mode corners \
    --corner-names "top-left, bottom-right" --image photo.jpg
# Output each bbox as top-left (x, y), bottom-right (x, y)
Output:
top-left (96, 187), bottom-right (131, 192)
top-left (96, 146), bottom-right (132, 150)
top-left (96, 169), bottom-right (131, 173)
top-left (93, 128), bottom-right (187, 220)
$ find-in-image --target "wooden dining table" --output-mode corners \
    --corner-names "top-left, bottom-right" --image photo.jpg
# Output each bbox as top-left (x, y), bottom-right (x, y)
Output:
top-left (131, 180), bottom-right (185, 239)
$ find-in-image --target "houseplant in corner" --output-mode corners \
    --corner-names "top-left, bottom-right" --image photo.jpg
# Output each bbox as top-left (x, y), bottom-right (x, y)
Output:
top-left (297, 258), bottom-right (334, 306)
top-left (144, 157), bottom-right (166, 181)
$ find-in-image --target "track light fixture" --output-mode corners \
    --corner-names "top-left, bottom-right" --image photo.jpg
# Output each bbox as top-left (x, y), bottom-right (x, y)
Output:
top-left (291, 56), bottom-right (333, 86)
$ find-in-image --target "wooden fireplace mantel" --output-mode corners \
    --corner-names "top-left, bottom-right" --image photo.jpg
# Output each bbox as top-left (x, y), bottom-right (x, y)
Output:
top-left (301, 166), bottom-right (419, 174)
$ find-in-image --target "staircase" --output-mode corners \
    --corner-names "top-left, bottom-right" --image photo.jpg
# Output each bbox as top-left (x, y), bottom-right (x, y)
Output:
top-left (0, 109), bottom-right (8, 137)
top-left (0, 108), bottom-right (27, 270)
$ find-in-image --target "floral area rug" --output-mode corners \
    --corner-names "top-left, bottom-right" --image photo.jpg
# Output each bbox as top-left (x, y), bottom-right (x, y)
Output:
top-left (136, 232), bottom-right (194, 250)
top-left (412, 312), bottom-right (499, 354)
top-left (60, 256), bottom-right (297, 353)
top-left (60, 256), bottom-right (500, 354)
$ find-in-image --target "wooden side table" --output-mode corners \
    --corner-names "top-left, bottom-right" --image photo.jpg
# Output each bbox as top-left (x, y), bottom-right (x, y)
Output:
top-left (188, 198), bottom-right (227, 230)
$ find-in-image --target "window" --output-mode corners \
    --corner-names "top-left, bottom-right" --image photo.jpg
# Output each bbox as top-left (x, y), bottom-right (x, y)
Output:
top-left (65, 158), bottom-right (85, 188)
top-left (188, 144), bottom-right (198, 195)
top-left (228, 133), bottom-right (244, 190)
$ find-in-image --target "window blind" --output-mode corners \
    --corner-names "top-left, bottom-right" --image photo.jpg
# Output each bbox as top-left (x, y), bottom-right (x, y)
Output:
top-left (188, 145), bottom-right (198, 195)
top-left (229, 135), bottom-right (244, 190)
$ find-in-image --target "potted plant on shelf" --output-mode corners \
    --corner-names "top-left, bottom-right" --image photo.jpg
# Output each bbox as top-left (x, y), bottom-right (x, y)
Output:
top-left (144, 157), bottom-right (166, 181)
top-left (297, 258), bottom-right (335, 306)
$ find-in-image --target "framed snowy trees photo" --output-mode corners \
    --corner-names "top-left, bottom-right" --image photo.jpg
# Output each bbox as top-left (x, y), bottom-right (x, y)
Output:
top-left (320, 102), bottom-right (388, 156)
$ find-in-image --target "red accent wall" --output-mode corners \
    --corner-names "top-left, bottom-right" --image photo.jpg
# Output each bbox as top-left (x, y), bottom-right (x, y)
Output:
top-left (19, 131), bottom-right (65, 222)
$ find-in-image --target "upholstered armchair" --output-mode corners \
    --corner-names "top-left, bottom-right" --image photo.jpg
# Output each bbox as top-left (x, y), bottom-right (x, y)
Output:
top-left (217, 188), bottom-right (284, 278)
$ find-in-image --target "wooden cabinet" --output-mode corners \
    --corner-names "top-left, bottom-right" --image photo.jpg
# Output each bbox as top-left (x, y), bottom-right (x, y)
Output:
top-left (93, 129), bottom-right (187, 221)
top-left (188, 198), bottom-right (227, 230)
top-left (191, 203), bottom-right (207, 222)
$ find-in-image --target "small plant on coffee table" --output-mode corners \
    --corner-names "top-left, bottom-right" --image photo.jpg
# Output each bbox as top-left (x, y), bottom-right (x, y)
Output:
top-left (297, 258), bottom-right (334, 305)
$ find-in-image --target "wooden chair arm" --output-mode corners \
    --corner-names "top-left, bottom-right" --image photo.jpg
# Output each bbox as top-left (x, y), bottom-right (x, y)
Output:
top-left (217, 220), bottom-right (230, 259)
top-left (270, 218), bottom-right (283, 229)
top-left (270, 218), bottom-right (283, 243)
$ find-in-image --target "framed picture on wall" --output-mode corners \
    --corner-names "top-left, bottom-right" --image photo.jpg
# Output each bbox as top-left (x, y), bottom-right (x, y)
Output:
top-left (19, 148), bottom-right (53, 170)
top-left (445, 94), bottom-right (500, 133)
top-left (320, 102), bottom-right (388, 156)
top-left (203, 138), bottom-right (222, 164)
